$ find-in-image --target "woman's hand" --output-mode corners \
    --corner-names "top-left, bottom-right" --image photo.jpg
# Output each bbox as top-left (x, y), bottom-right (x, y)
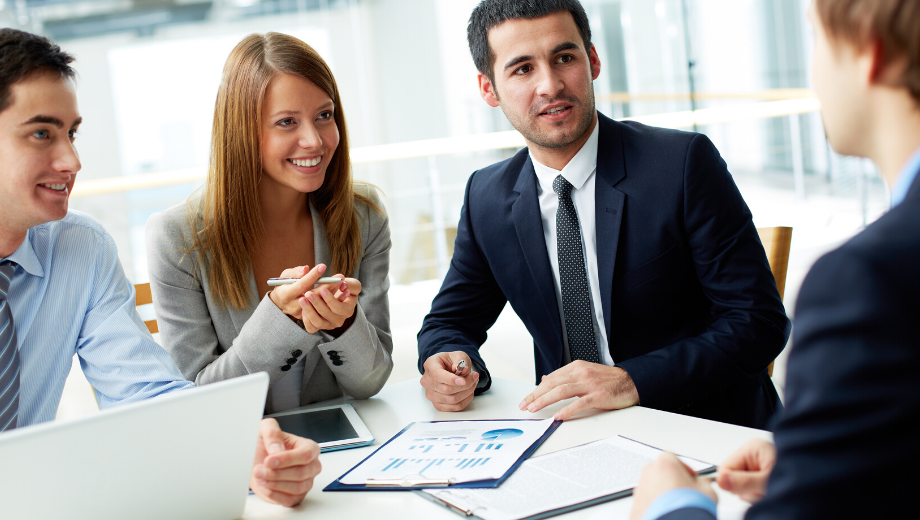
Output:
top-left (298, 275), bottom-right (362, 335)
top-left (268, 264), bottom-right (329, 318)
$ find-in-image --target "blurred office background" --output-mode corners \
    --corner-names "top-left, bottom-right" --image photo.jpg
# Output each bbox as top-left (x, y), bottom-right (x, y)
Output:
top-left (1, 0), bottom-right (888, 417)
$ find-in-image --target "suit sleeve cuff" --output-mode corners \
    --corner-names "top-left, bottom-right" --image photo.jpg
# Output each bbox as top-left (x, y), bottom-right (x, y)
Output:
top-left (470, 359), bottom-right (491, 394)
top-left (642, 488), bottom-right (716, 520)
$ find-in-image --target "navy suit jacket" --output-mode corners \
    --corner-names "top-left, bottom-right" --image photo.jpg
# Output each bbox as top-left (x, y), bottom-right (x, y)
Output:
top-left (418, 114), bottom-right (790, 429)
top-left (663, 172), bottom-right (920, 520)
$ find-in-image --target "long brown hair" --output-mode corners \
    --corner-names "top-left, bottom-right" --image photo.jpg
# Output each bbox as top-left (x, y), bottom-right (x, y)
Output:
top-left (193, 32), bottom-right (375, 309)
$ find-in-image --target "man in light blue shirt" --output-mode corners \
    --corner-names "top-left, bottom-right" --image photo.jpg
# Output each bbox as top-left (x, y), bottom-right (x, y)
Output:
top-left (0, 28), bottom-right (321, 507)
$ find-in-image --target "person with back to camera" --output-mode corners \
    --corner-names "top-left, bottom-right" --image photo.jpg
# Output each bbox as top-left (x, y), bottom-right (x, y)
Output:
top-left (630, 0), bottom-right (920, 518)
top-left (146, 32), bottom-right (393, 413)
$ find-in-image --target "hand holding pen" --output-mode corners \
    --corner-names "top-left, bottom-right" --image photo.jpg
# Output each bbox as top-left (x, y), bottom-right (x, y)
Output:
top-left (298, 271), bottom-right (362, 335)
top-left (268, 264), bottom-right (347, 319)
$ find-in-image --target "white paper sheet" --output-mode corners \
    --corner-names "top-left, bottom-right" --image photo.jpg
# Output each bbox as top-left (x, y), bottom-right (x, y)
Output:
top-left (340, 419), bottom-right (555, 485)
top-left (422, 435), bottom-right (714, 520)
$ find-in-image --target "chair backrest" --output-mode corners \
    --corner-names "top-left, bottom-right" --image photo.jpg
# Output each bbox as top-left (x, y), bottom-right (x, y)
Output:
top-left (134, 282), bottom-right (159, 334)
top-left (756, 226), bottom-right (793, 300)
top-left (756, 226), bottom-right (793, 377)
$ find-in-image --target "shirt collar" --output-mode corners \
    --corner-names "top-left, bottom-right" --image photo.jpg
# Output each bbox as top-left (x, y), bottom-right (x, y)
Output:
top-left (531, 119), bottom-right (600, 191)
top-left (890, 145), bottom-right (920, 207)
top-left (3, 228), bottom-right (44, 277)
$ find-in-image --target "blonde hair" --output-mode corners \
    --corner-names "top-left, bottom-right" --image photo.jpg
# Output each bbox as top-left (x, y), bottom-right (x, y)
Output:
top-left (193, 32), bottom-right (376, 309)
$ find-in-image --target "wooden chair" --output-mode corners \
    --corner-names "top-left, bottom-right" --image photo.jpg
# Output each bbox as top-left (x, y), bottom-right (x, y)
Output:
top-left (756, 227), bottom-right (793, 377)
top-left (134, 282), bottom-right (159, 334)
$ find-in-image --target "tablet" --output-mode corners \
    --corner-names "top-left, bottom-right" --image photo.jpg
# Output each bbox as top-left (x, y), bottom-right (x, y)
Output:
top-left (267, 404), bottom-right (375, 452)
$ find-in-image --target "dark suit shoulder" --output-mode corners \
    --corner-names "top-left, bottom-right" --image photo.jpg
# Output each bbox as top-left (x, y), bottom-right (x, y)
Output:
top-left (467, 147), bottom-right (530, 192)
top-left (609, 118), bottom-right (727, 188)
top-left (617, 119), bottom-right (699, 148)
top-left (800, 200), bottom-right (920, 305)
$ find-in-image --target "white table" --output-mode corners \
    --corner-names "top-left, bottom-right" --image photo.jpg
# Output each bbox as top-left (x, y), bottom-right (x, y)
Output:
top-left (243, 378), bottom-right (771, 519)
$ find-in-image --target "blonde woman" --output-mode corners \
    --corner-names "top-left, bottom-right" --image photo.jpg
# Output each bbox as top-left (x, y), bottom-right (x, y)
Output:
top-left (146, 33), bottom-right (393, 412)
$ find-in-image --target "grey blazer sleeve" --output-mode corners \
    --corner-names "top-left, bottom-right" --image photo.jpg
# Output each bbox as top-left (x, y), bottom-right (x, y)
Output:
top-left (313, 184), bottom-right (394, 399)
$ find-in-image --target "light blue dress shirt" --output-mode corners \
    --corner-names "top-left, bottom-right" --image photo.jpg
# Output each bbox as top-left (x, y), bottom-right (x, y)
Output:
top-left (2, 210), bottom-right (193, 427)
top-left (890, 146), bottom-right (920, 208)
top-left (642, 487), bottom-right (717, 520)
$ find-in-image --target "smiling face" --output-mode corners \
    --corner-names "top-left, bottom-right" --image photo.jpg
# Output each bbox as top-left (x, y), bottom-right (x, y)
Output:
top-left (260, 72), bottom-right (339, 196)
top-left (478, 10), bottom-right (600, 165)
top-left (0, 70), bottom-right (81, 242)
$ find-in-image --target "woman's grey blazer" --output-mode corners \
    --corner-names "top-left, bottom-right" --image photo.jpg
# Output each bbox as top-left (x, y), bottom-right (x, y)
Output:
top-left (145, 184), bottom-right (393, 413)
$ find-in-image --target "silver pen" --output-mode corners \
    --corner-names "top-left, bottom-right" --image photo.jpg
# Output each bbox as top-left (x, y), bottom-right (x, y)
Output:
top-left (267, 277), bottom-right (343, 287)
top-left (454, 360), bottom-right (467, 376)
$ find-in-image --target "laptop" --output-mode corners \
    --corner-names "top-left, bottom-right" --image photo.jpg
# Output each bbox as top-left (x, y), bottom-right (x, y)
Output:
top-left (0, 372), bottom-right (269, 520)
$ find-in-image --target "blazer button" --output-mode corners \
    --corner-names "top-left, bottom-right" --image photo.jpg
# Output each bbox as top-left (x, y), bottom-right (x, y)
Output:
top-left (286, 357), bottom-right (298, 365)
top-left (332, 359), bottom-right (344, 366)
top-left (327, 350), bottom-right (338, 356)
top-left (291, 350), bottom-right (303, 357)
top-left (280, 365), bottom-right (291, 371)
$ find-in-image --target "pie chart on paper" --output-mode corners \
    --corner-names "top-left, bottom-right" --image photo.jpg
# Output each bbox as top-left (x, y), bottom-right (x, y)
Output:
top-left (481, 429), bottom-right (524, 441)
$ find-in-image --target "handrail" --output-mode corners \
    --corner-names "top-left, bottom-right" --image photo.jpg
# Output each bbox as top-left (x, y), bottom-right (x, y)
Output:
top-left (70, 96), bottom-right (819, 198)
top-left (597, 88), bottom-right (814, 103)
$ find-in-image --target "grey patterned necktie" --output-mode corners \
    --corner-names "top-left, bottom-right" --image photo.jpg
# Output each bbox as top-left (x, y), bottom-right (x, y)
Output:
top-left (0, 260), bottom-right (20, 432)
top-left (552, 176), bottom-right (600, 364)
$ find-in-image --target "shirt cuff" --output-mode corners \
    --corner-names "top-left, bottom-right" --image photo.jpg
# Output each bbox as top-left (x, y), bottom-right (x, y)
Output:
top-left (642, 488), bottom-right (716, 520)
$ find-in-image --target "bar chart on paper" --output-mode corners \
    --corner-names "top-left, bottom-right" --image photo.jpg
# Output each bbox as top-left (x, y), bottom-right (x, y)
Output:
top-left (339, 420), bottom-right (555, 485)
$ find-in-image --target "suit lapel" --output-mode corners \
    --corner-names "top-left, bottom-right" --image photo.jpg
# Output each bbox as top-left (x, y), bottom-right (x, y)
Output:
top-left (594, 115), bottom-right (627, 338)
top-left (512, 155), bottom-right (564, 362)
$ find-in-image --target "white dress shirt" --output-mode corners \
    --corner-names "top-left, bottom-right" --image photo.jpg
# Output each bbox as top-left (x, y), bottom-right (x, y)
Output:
top-left (531, 122), bottom-right (614, 366)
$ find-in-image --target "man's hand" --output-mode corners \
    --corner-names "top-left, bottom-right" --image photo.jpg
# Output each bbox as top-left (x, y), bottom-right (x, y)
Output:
top-left (250, 418), bottom-right (322, 507)
top-left (420, 351), bottom-right (479, 412)
top-left (518, 361), bottom-right (639, 420)
top-left (630, 452), bottom-right (717, 520)
top-left (715, 438), bottom-right (776, 502)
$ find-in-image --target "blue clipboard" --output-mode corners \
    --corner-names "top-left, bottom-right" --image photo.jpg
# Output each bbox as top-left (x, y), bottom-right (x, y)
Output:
top-left (324, 419), bottom-right (562, 491)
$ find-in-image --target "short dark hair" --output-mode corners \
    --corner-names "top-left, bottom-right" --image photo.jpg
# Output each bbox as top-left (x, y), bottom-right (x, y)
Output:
top-left (468, 0), bottom-right (592, 82)
top-left (0, 28), bottom-right (75, 114)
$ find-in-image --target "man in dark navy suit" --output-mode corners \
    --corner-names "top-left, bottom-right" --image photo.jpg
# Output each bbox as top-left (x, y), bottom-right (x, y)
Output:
top-left (631, 1), bottom-right (920, 518)
top-left (416, 0), bottom-right (790, 429)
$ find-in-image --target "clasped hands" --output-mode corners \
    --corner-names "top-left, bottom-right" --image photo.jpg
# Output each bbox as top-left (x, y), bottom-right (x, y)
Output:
top-left (421, 354), bottom-right (639, 420)
top-left (269, 264), bottom-right (361, 334)
top-left (630, 438), bottom-right (776, 520)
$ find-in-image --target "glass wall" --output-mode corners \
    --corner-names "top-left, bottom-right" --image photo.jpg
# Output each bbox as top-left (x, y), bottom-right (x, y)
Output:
top-left (2, 0), bottom-right (886, 301)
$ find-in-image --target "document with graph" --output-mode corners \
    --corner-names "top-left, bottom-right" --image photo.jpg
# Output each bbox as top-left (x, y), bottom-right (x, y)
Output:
top-left (418, 435), bottom-right (716, 520)
top-left (325, 419), bottom-right (561, 490)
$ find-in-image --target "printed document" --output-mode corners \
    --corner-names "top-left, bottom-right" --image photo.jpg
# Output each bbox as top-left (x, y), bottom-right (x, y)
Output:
top-left (339, 419), bottom-right (555, 485)
top-left (421, 435), bottom-right (714, 520)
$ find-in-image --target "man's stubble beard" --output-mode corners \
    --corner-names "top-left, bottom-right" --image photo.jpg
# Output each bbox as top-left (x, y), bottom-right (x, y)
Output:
top-left (497, 84), bottom-right (596, 150)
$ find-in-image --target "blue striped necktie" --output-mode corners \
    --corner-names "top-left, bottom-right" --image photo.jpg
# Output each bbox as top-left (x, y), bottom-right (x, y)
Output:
top-left (0, 260), bottom-right (20, 432)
